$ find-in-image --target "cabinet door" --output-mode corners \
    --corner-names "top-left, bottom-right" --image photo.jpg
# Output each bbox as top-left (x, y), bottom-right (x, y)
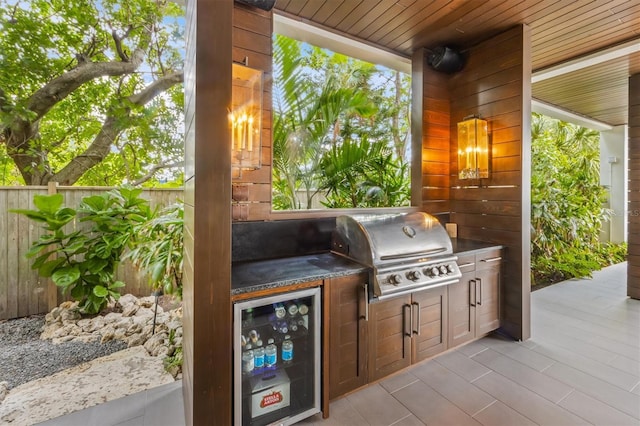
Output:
top-left (475, 267), bottom-right (500, 336)
top-left (368, 295), bottom-right (412, 382)
top-left (328, 273), bottom-right (368, 399)
top-left (447, 271), bottom-right (476, 348)
top-left (411, 285), bottom-right (448, 363)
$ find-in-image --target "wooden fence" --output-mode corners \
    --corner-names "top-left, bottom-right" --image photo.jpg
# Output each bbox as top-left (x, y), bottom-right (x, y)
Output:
top-left (0, 185), bottom-right (182, 321)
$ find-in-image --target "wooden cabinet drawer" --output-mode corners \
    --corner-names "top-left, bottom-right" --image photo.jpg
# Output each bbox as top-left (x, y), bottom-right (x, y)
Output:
top-left (456, 253), bottom-right (476, 273)
top-left (475, 249), bottom-right (503, 271)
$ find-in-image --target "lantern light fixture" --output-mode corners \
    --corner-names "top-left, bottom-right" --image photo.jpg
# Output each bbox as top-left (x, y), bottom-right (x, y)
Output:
top-left (457, 115), bottom-right (489, 180)
top-left (230, 62), bottom-right (263, 174)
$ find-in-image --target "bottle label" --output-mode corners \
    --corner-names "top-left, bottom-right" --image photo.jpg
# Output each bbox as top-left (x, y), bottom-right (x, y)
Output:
top-left (265, 353), bottom-right (277, 366)
top-left (282, 347), bottom-right (293, 362)
top-left (254, 354), bottom-right (264, 368)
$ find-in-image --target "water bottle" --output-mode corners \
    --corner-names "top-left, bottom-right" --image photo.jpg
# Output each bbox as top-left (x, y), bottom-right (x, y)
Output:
top-left (253, 344), bottom-right (265, 371)
top-left (282, 335), bottom-right (293, 364)
top-left (265, 338), bottom-right (277, 368)
top-left (242, 345), bottom-right (254, 374)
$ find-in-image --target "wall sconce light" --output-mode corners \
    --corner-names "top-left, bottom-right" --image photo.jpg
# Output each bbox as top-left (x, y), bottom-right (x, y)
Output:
top-left (457, 115), bottom-right (489, 179)
top-left (230, 62), bottom-right (263, 173)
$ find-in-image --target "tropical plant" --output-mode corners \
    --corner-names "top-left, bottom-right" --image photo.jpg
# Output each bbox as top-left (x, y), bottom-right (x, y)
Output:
top-left (271, 34), bottom-right (411, 210)
top-left (125, 202), bottom-right (184, 297)
top-left (0, 0), bottom-right (184, 186)
top-left (12, 187), bottom-right (152, 314)
top-left (530, 113), bottom-right (626, 285)
top-left (319, 138), bottom-right (410, 208)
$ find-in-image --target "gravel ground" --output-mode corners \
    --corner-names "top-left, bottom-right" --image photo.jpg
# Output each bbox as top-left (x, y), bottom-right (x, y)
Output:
top-left (0, 315), bottom-right (127, 389)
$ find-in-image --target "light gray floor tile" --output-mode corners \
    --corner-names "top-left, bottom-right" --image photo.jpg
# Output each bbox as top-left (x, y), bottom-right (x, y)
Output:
top-left (558, 390), bottom-right (639, 426)
top-left (480, 335), bottom-right (555, 371)
top-left (542, 362), bottom-right (640, 419)
top-left (455, 340), bottom-right (489, 357)
top-left (410, 360), bottom-right (495, 416)
top-left (389, 414), bottom-right (426, 426)
top-left (89, 389), bottom-right (147, 426)
top-left (380, 371), bottom-right (419, 394)
top-left (434, 351), bottom-right (491, 382)
top-left (392, 380), bottom-right (481, 426)
top-left (113, 416), bottom-right (144, 426)
top-left (473, 372), bottom-right (588, 425)
top-left (473, 400), bottom-right (537, 426)
top-left (346, 384), bottom-right (410, 426)
top-left (472, 348), bottom-right (573, 403)
top-left (607, 354), bottom-right (640, 376)
top-left (143, 382), bottom-right (185, 426)
top-left (37, 408), bottom-right (93, 426)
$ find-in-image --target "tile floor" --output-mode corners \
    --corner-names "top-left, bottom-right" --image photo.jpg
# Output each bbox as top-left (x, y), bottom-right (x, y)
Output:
top-left (38, 262), bottom-right (639, 426)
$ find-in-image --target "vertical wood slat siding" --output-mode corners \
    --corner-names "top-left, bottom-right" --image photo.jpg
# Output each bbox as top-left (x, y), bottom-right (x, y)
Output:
top-left (446, 25), bottom-right (531, 340)
top-left (231, 5), bottom-right (272, 221)
top-left (420, 49), bottom-right (451, 216)
top-left (628, 74), bottom-right (640, 299)
top-left (0, 187), bottom-right (181, 321)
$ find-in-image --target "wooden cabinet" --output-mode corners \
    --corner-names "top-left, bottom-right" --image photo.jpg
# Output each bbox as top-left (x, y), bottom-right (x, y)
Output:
top-left (327, 273), bottom-right (368, 400)
top-left (368, 285), bottom-right (447, 382)
top-left (448, 249), bottom-right (501, 348)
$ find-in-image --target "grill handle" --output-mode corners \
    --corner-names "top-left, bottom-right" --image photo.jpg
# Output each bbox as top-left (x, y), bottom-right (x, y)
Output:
top-left (375, 278), bottom-right (460, 301)
top-left (380, 247), bottom-right (447, 261)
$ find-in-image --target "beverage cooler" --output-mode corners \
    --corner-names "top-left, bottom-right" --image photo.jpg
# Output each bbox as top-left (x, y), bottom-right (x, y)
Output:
top-left (234, 287), bottom-right (321, 425)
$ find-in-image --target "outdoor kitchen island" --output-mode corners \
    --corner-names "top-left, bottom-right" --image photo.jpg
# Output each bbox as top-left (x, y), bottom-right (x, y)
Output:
top-left (231, 237), bottom-right (502, 424)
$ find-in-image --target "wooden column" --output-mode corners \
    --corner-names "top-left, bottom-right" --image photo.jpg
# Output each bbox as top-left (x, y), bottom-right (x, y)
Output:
top-left (628, 74), bottom-right (640, 299)
top-left (419, 25), bottom-right (532, 340)
top-left (183, 0), bottom-right (233, 424)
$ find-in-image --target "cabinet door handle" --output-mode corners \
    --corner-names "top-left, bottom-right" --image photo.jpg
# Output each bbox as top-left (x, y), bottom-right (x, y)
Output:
top-left (470, 280), bottom-right (476, 307)
top-left (476, 278), bottom-right (482, 305)
top-left (412, 301), bottom-right (421, 336)
top-left (480, 257), bottom-right (502, 263)
top-left (403, 304), bottom-right (412, 337)
top-left (458, 262), bottom-right (475, 268)
top-left (362, 284), bottom-right (369, 321)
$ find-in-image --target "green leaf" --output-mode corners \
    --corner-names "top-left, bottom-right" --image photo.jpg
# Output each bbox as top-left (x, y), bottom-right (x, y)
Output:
top-left (110, 281), bottom-right (126, 289)
top-left (38, 258), bottom-right (66, 277)
top-left (52, 266), bottom-right (81, 288)
top-left (71, 285), bottom-right (86, 299)
top-left (84, 258), bottom-right (108, 273)
top-left (34, 194), bottom-right (64, 214)
top-left (93, 285), bottom-right (109, 298)
top-left (31, 251), bottom-right (54, 270)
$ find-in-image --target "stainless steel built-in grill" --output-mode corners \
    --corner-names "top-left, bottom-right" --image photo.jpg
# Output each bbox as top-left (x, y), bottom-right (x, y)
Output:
top-left (332, 212), bottom-right (462, 301)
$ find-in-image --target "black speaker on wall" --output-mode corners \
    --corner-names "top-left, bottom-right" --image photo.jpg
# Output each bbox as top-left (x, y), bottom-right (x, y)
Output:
top-left (427, 46), bottom-right (465, 74)
top-left (235, 0), bottom-right (276, 11)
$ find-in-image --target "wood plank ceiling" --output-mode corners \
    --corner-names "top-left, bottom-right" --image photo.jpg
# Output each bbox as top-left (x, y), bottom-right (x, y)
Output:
top-left (274, 0), bottom-right (640, 126)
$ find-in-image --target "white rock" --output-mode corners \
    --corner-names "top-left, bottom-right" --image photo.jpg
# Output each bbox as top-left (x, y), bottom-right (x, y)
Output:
top-left (0, 381), bottom-right (9, 403)
top-left (121, 303), bottom-right (139, 317)
top-left (118, 294), bottom-right (139, 307)
top-left (103, 312), bottom-right (121, 324)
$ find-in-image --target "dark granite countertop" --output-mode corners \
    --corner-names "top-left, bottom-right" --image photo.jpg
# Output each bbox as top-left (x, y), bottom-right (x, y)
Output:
top-left (232, 252), bottom-right (368, 296)
top-left (452, 238), bottom-right (504, 255)
top-left (232, 240), bottom-right (502, 297)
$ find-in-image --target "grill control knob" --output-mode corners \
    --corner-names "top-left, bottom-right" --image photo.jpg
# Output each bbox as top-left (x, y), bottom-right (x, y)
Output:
top-left (430, 267), bottom-right (440, 277)
top-left (446, 264), bottom-right (454, 273)
top-left (389, 274), bottom-right (403, 285)
top-left (406, 270), bottom-right (421, 281)
top-left (439, 265), bottom-right (448, 275)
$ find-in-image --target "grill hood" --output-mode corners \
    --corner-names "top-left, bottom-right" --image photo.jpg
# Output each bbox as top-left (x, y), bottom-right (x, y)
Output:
top-left (333, 212), bottom-right (453, 267)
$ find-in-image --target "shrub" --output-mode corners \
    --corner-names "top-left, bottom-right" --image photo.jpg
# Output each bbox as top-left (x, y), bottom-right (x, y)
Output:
top-left (12, 187), bottom-right (152, 314)
top-left (125, 202), bottom-right (184, 297)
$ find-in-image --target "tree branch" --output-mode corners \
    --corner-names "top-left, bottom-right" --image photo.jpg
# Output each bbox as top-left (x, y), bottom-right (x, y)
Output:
top-left (26, 48), bottom-right (147, 121)
top-left (51, 70), bottom-right (184, 185)
top-left (131, 160), bottom-right (184, 186)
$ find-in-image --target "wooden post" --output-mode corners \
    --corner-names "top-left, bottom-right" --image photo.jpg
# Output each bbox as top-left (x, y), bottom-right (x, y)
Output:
top-left (47, 182), bottom-right (59, 311)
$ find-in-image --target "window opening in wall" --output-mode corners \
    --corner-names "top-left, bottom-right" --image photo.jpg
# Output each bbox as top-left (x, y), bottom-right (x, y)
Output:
top-left (271, 30), bottom-right (412, 211)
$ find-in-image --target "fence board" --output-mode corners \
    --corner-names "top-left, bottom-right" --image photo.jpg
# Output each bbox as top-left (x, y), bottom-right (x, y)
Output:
top-left (0, 186), bottom-right (182, 320)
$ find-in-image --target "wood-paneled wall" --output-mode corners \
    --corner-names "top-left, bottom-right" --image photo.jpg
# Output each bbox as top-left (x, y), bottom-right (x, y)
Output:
top-left (628, 74), bottom-right (640, 299)
top-left (421, 25), bottom-right (531, 340)
top-left (231, 5), bottom-right (273, 221)
top-left (182, 0), bottom-right (233, 424)
top-left (417, 49), bottom-right (451, 215)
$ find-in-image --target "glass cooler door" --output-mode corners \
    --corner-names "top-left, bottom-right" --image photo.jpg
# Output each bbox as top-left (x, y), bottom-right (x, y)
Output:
top-left (233, 287), bottom-right (321, 426)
